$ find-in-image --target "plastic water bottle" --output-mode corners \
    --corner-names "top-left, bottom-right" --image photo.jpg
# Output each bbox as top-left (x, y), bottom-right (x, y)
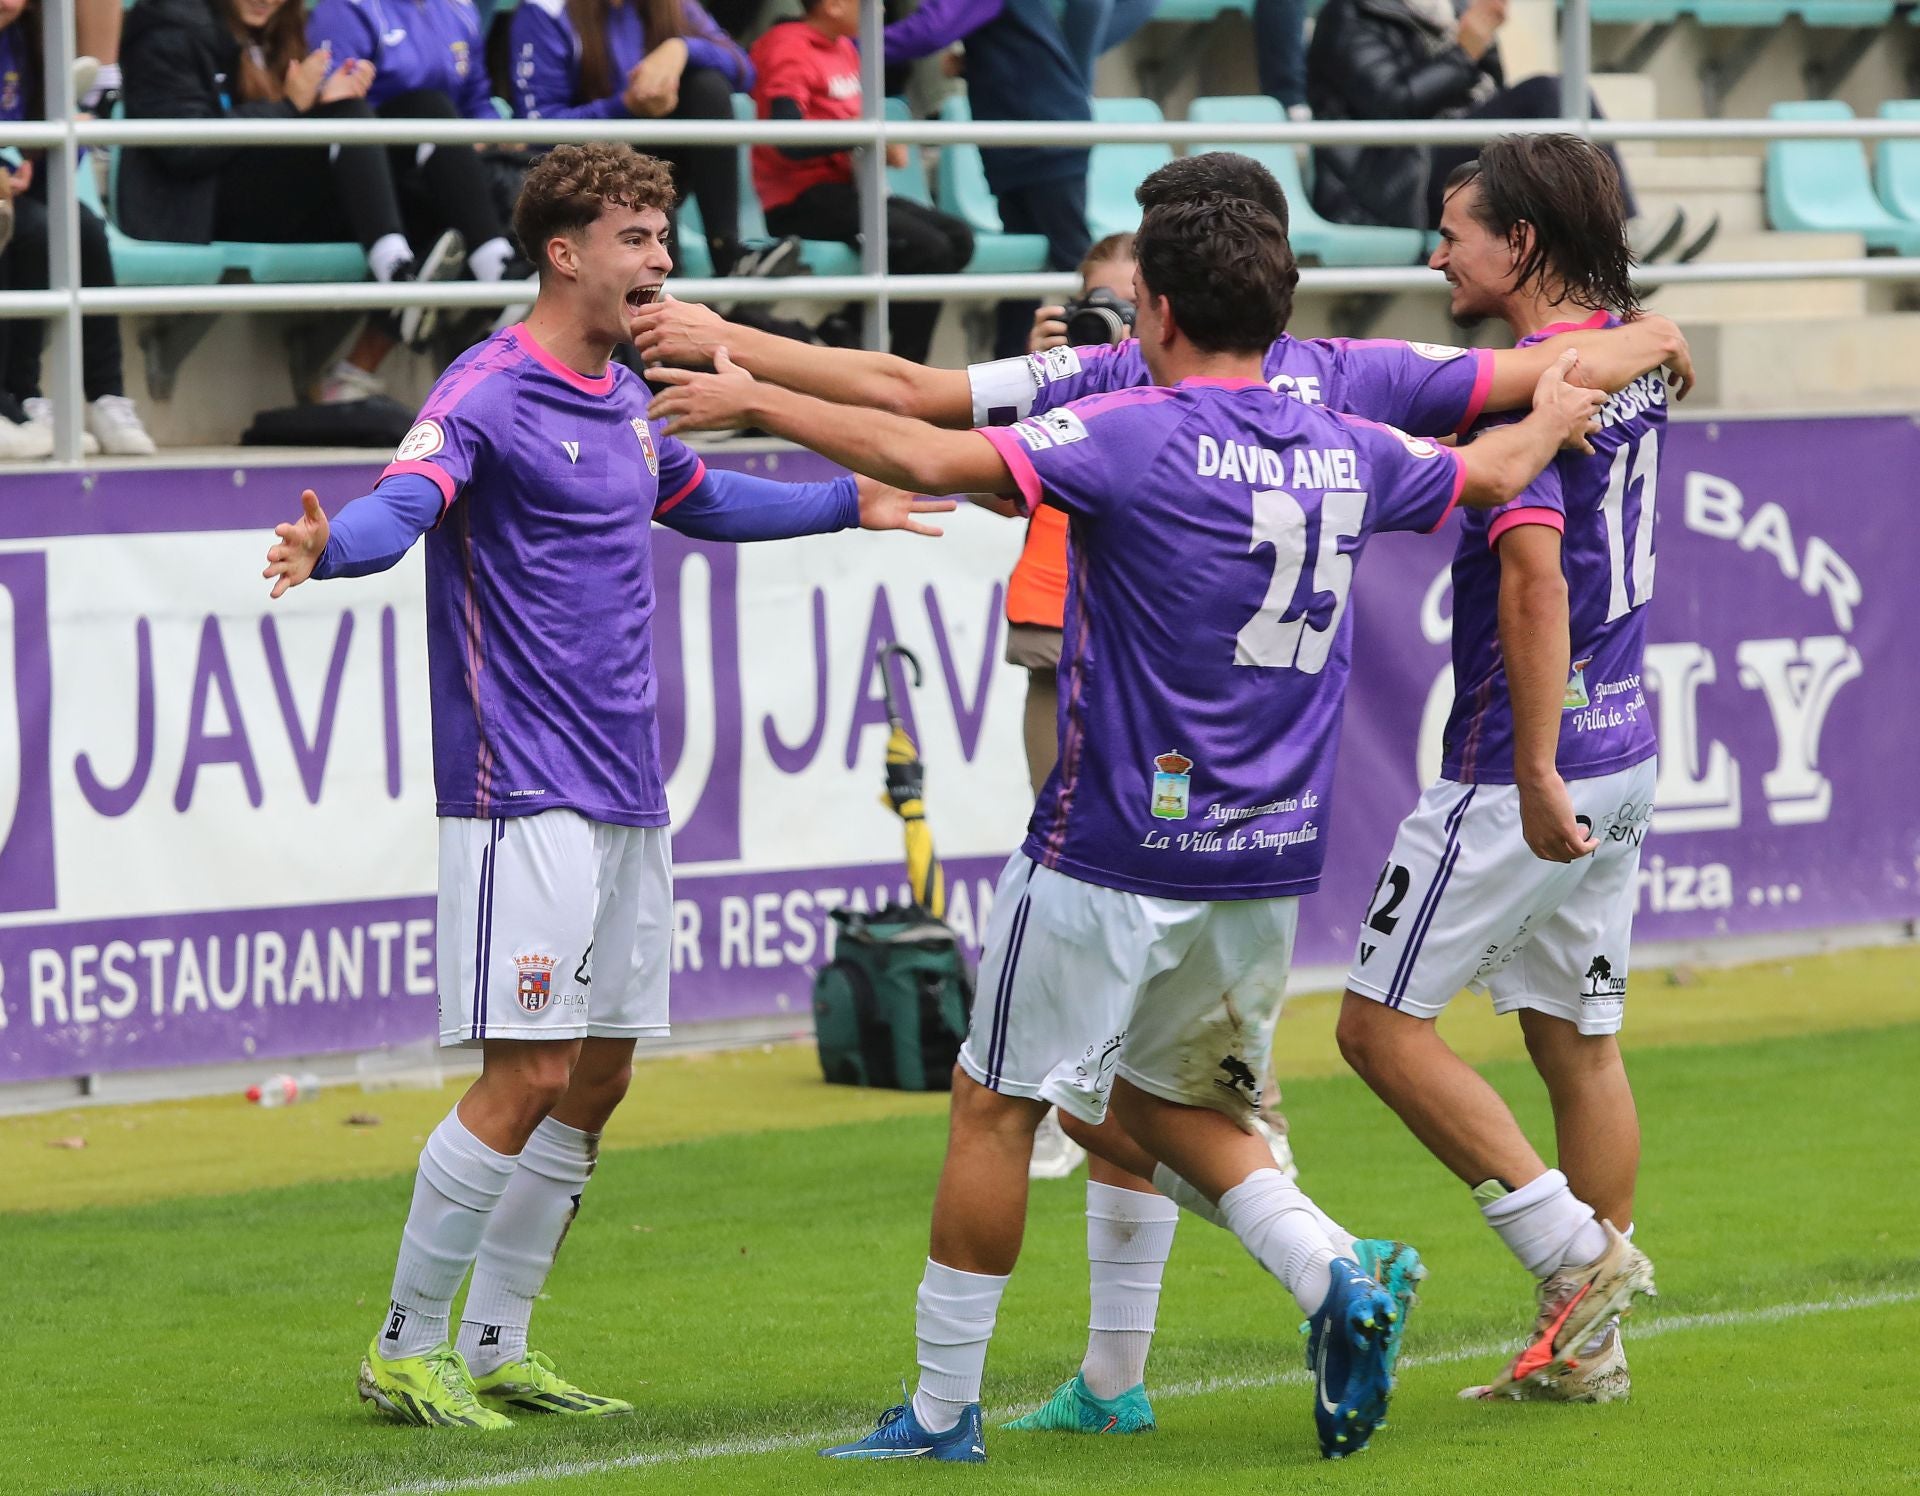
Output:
top-left (246, 1072), bottom-right (321, 1106)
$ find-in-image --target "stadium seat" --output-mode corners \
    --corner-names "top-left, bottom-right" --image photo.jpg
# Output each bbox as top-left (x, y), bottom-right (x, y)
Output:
top-left (1187, 95), bottom-right (1426, 267)
top-left (1087, 98), bottom-right (1173, 239)
top-left (930, 96), bottom-right (1055, 273)
top-left (1147, 0), bottom-right (1252, 19)
top-left (1689, 2), bottom-right (1790, 24)
top-left (1797, 3), bottom-right (1893, 23)
top-left (1765, 101), bottom-right (1920, 255)
top-left (1873, 101), bottom-right (1920, 224)
top-left (77, 155), bottom-right (225, 286)
top-left (730, 92), bottom-right (859, 277)
top-left (1587, 1), bottom-right (1683, 20)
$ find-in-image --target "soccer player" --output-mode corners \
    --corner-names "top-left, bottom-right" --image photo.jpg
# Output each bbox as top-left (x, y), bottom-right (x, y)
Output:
top-left (261, 143), bottom-right (950, 1431)
top-left (648, 193), bottom-right (1607, 1460)
top-left (1335, 134), bottom-right (1666, 1404)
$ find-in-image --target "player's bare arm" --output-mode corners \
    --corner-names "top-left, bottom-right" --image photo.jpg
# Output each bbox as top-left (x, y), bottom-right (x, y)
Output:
top-left (1482, 313), bottom-right (1692, 408)
top-left (631, 296), bottom-right (974, 424)
top-left (1455, 351), bottom-right (1606, 508)
top-left (649, 349), bottom-right (1014, 496)
top-left (1498, 522), bottom-right (1598, 863)
top-left (263, 489), bottom-right (330, 598)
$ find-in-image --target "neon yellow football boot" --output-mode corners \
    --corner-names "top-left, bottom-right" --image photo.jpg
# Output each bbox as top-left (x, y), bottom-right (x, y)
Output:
top-left (356, 1339), bottom-right (514, 1429)
top-left (471, 1350), bottom-right (634, 1418)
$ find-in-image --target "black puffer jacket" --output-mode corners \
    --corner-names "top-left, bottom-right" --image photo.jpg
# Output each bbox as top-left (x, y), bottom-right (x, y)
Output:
top-left (1307, 0), bottom-right (1503, 230)
top-left (118, 0), bottom-right (302, 243)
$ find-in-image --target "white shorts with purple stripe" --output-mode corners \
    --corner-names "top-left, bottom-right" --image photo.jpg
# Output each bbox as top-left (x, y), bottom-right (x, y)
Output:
top-left (961, 853), bottom-right (1300, 1129)
top-left (1345, 757), bottom-right (1657, 1035)
top-left (436, 810), bottom-right (672, 1047)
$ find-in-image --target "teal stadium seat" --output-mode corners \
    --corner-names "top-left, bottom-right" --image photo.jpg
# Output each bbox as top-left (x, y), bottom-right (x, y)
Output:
top-left (1688, 2), bottom-right (1790, 24)
top-left (729, 92), bottom-right (860, 277)
top-left (1765, 101), bottom-right (1920, 254)
top-left (78, 153), bottom-right (225, 285)
top-left (1872, 101), bottom-right (1920, 224)
top-left (929, 96), bottom-right (1053, 272)
top-left (1148, 0), bottom-right (1252, 19)
top-left (1798, 3), bottom-right (1893, 24)
top-left (1585, 2), bottom-right (1682, 21)
top-left (1187, 95), bottom-right (1425, 266)
top-left (1087, 98), bottom-right (1173, 238)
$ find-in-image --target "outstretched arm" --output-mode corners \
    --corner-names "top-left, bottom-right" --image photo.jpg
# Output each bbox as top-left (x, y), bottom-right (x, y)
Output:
top-left (650, 350), bottom-right (1016, 496)
top-left (1482, 313), bottom-right (1692, 409)
top-left (262, 476), bottom-right (442, 596)
top-left (631, 297), bottom-right (975, 424)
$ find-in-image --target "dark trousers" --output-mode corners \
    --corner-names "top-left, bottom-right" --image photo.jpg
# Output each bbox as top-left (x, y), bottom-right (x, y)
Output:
top-left (1254, 0), bottom-right (1309, 109)
top-left (651, 67), bottom-right (744, 274)
top-left (991, 173), bottom-right (1090, 359)
top-left (211, 99), bottom-right (408, 251)
top-left (767, 183), bottom-right (974, 365)
top-left (1425, 76), bottom-right (1638, 229)
top-left (0, 177), bottom-right (123, 403)
top-left (377, 89), bottom-right (513, 253)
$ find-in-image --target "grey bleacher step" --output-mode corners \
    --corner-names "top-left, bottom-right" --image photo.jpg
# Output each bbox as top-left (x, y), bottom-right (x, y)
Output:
top-left (1650, 229), bottom-right (1869, 324)
top-left (1681, 312), bottom-right (1920, 412)
top-left (1630, 152), bottom-right (1766, 235)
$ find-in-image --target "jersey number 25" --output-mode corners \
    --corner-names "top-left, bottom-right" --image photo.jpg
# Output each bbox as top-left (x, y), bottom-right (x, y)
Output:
top-left (1233, 489), bottom-right (1367, 674)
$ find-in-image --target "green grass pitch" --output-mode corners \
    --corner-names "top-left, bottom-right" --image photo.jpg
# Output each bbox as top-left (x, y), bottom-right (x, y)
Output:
top-left (5, 952), bottom-right (1918, 1495)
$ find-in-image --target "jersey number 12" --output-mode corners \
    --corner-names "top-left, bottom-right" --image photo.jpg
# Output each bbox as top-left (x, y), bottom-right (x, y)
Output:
top-left (1233, 489), bottom-right (1366, 673)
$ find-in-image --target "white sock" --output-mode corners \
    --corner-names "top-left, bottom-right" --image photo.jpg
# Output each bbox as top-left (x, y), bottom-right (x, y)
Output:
top-left (1219, 1167), bottom-right (1338, 1317)
top-left (1478, 1168), bottom-right (1609, 1279)
top-left (469, 236), bottom-right (516, 282)
top-left (911, 1259), bottom-right (1008, 1433)
top-left (1080, 1182), bottom-right (1178, 1400)
top-left (1150, 1161), bottom-right (1225, 1228)
top-left (379, 1108), bottom-right (518, 1359)
top-left (1304, 1198), bottom-right (1359, 1260)
top-left (456, 1116), bottom-right (598, 1376)
top-left (368, 232), bottom-right (413, 283)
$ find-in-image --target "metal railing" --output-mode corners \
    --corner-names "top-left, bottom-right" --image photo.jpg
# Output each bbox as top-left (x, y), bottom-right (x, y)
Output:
top-left (5, 0), bottom-right (1920, 459)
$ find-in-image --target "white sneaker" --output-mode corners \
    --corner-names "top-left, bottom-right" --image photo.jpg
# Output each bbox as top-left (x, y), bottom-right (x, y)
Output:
top-left (86, 394), bottom-right (157, 456)
top-left (1252, 1115), bottom-right (1299, 1182)
top-left (316, 359), bottom-right (386, 405)
top-left (1461, 1321), bottom-right (1631, 1404)
top-left (23, 397), bottom-right (101, 456)
top-left (396, 228), bottom-right (467, 350)
top-left (1027, 1109), bottom-right (1087, 1181)
top-left (0, 412), bottom-right (54, 460)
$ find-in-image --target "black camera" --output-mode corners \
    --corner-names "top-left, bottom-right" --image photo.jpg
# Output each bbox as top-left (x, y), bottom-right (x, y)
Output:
top-left (1061, 287), bottom-right (1136, 347)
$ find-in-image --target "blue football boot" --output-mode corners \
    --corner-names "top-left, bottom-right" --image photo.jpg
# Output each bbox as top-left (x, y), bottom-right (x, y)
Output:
top-left (1305, 1257), bottom-right (1397, 1459)
top-left (821, 1398), bottom-right (988, 1462)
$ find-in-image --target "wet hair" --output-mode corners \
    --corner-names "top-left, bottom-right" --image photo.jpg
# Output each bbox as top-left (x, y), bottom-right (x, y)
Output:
top-left (513, 144), bottom-right (677, 277)
top-left (1444, 133), bottom-right (1641, 317)
top-left (1078, 231), bottom-right (1136, 278)
top-left (1134, 196), bottom-right (1297, 353)
top-left (1136, 152), bottom-right (1290, 239)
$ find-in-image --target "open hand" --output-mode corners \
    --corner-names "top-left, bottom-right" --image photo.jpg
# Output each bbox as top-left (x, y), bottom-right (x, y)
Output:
top-left (285, 46), bottom-right (333, 112)
top-left (320, 58), bottom-right (375, 104)
top-left (1518, 773), bottom-right (1599, 863)
top-left (1533, 349), bottom-right (1607, 454)
top-left (647, 345), bottom-right (761, 434)
top-left (264, 489), bottom-right (330, 598)
top-left (857, 476), bottom-right (957, 537)
top-left (631, 293), bottom-right (728, 367)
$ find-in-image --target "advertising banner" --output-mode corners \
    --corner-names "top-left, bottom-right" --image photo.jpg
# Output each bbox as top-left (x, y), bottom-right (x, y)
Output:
top-left (1, 416), bottom-right (1912, 1083)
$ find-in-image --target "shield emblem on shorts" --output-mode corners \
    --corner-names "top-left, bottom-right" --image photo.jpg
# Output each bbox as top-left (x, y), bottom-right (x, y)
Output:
top-left (515, 953), bottom-right (557, 1013)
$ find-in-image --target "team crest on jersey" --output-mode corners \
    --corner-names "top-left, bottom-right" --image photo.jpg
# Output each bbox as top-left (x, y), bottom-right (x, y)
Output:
top-left (1563, 656), bottom-right (1594, 710)
top-left (514, 953), bottom-right (558, 1014)
top-left (1035, 346), bottom-right (1083, 383)
top-left (396, 420), bottom-right (445, 462)
top-left (1150, 751), bottom-right (1193, 821)
top-left (632, 417), bottom-right (658, 475)
top-left (1381, 423), bottom-right (1441, 459)
top-left (1407, 342), bottom-right (1468, 362)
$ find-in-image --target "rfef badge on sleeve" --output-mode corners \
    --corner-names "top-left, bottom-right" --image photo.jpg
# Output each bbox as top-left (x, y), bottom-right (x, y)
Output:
top-left (1151, 751), bottom-right (1193, 821)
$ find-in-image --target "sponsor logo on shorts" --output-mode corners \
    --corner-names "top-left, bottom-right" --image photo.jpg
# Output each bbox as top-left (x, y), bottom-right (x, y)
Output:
top-left (1213, 1054), bottom-right (1261, 1107)
top-left (515, 952), bottom-right (558, 1014)
top-left (1581, 954), bottom-right (1627, 1001)
top-left (1151, 750), bottom-right (1193, 821)
top-left (632, 417), bottom-right (659, 475)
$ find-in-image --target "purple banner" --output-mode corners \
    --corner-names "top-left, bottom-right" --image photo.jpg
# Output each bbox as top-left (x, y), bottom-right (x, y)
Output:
top-left (0, 415), bottom-right (1913, 1085)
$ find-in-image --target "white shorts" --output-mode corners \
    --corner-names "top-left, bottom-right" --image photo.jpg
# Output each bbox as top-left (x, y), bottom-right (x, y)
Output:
top-left (1345, 758), bottom-right (1657, 1035)
top-left (960, 854), bottom-right (1300, 1129)
top-left (437, 810), bottom-right (673, 1047)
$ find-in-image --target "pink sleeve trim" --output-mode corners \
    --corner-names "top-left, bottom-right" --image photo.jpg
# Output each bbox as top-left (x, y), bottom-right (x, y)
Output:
top-left (382, 460), bottom-right (457, 511)
top-left (1453, 349), bottom-right (1495, 437)
top-left (653, 458), bottom-right (709, 517)
top-left (1488, 505), bottom-right (1566, 547)
top-left (978, 426), bottom-right (1043, 514)
top-left (1425, 449), bottom-right (1467, 533)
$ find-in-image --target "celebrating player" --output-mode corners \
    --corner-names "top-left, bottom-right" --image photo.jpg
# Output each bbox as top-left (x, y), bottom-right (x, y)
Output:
top-left (261, 143), bottom-right (950, 1432)
top-left (649, 193), bottom-right (1607, 1461)
top-left (1335, 134), bottom-right (1665, 1404)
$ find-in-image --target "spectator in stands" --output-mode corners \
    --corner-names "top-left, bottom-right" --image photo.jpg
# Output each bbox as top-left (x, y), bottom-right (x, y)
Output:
top-left (1057, 0), bottom-right (1156, 91)
top-left (77, 0), bottom-right (124, 110)
top-left (122, 0), bottom-right (474, 406)
top-left (881, 0), bottom-right (1093, 357)
top-left (1255, 0), bottom-right (1310, 119)
top-left (510, 0), bottom-right (767, 277)
top-left (1307, 0), bottom-right (1711, 259)
top-left (0, 0), bottom-right (156, 457)
top-left (751, 0), bottom-right (972, 364)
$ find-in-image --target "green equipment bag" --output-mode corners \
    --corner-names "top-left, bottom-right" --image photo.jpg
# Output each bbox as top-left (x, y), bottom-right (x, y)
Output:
top-left (813, 904), bottom-right (974, 1091)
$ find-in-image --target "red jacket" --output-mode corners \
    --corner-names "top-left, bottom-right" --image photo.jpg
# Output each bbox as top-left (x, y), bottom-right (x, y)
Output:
top-left (749, 20), bottom-right (861, 212)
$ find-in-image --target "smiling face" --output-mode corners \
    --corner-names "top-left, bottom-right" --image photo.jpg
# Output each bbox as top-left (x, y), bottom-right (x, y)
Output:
top-left (224, 0), bottom-right (289, 32)
top-left (1430, 178), bottom-right (1522, 329)
top-left (552, 201), bottom-right (673, 346)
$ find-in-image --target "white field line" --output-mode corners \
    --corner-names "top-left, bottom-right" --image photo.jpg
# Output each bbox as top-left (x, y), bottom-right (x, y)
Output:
top-left (362, 1287), bottom-right (1920, 1496)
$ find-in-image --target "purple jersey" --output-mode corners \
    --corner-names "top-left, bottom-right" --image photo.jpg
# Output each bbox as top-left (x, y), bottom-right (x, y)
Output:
top-left (969, 335), bottom-right (1494, 438)
top-left (979, 378), bottom-right (1465, 900)
top-left (1444, 311), bottom-right (1665, 783)
top-left (384, 325), bottom-right (712, 827)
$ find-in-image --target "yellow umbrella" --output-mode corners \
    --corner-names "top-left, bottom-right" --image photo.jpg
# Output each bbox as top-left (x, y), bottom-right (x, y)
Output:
top-left (875, 642), bottom-right (945, 918)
